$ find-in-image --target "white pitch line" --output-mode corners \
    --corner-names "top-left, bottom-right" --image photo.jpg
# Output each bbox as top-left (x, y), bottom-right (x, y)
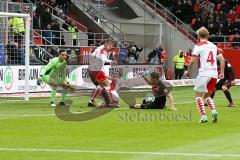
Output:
top-left (0, 147), bottom-right (239, 158)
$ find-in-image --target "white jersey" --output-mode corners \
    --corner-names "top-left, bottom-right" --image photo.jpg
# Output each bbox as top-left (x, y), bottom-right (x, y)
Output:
top-left (192, 41), bottom-right (222, 78)
top-left (89, 45), bottom-right (113, 71)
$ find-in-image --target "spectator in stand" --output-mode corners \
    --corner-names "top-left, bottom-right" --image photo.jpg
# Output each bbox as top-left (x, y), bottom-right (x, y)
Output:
top-left (56, 0), bottom-right (69, 14)
top-left (35, 1), bottom-right (45, 17)
top-left (87, 29), bottom-right (94, 46)
top-left (182, 0), bottom-right (194, 23)
top-left (232, 33), bottom-right (240, 49)
top-left (236, 4), bottom-right (240, 15)
top-left (42, 24), bottom-right (52, 45)
top-left (194, 0), bottom-right (201, 15)
top-left (184, 48), bottom-right (192, 70)
top-left (146, 45), bottom-right (163, 65)
top-left (62, 17), bottom-right (71, 31)
top-left (9, 12), bottom-right (25, 45)
top-left (192, 17), bottom-right (203, 30)
top-left (232, 18), bottom-right (240, 34)
top-left (173, 50), bottom-right (185, 79)
top-left (51, 20), bottom-right (61, 45)
top-left (221, 1), bottom-right (230, 14)
top-left (226, 19), bottom-right (235, 35)
top-left (33, 11), bottom-right (41, 29)
top-left (174, 1), bottom-right (184, 20)
top-left (228, 10), bottom-right (237, 22)
top-left (41, 7), bottom-right (52, 30)
top-left (201, 0), bottom-right (215, 21)
top-left (68, 21), bottom-right (78, 46)
top-left (49, 0), bottom-right (58, 9)
top-left (127, 41), bottom-right (143, 64)
top-left (215, 24), bottom-right (224, 42)
top-left (47, 46), bottom-right (58, 57)
top-left (208, 23), bottom-right (218, 35)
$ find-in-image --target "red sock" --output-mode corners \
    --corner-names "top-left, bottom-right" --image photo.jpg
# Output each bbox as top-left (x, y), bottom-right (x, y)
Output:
top-left (90, 88), bottom-right (101, 101)
top-left (196, 97), bottom-right (206, 116)
top-left (206, 97), bottom-right (216, 111)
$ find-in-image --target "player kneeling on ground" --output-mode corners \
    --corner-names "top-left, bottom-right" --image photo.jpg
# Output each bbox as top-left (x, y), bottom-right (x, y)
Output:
top-left (37, 50), bottom-right (75, 107)
top-left (88, 71), bottom-right (121, 108)
top-left (130, 72), bottom-right (177, 111)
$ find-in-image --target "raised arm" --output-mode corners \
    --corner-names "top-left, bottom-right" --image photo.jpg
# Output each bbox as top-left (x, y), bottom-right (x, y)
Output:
top-left (186, 55), bottom-right (198, 76)
top-left (142, 75), bottom-right (153, 85)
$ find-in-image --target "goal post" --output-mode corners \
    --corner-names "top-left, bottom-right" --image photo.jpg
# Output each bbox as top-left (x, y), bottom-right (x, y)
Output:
top-left (0, 12), bottom-right (30, 101)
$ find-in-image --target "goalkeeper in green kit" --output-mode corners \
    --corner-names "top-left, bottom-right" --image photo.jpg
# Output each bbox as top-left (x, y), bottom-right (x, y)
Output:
top-left (37, 50), bottom-right (75, 107)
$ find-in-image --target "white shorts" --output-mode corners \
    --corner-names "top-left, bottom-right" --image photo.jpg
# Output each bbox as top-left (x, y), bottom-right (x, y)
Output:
top-left (194, 76), bottom-right (217, 93)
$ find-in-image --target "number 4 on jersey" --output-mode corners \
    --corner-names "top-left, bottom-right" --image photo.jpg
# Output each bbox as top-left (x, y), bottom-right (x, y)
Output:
top-left (207, 51), bottom-right (215, 66)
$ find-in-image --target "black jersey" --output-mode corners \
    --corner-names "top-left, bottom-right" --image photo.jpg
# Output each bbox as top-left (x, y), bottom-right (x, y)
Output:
top-left (151, 81), bottom-right (169, 96)
top-left (218, 60), bottom-right (235, 81)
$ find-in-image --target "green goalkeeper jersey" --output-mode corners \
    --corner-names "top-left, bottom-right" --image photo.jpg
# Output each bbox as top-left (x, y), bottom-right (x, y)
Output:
top-left (40, 57), bottom-right (67, 82)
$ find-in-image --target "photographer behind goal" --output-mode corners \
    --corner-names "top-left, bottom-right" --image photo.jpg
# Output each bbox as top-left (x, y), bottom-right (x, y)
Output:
top-left (130, 72), bottom-right (177, 111)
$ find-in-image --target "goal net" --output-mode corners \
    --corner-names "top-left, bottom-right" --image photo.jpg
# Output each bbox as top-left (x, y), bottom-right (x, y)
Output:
top-left (0, 12), bottom-right (30, 101)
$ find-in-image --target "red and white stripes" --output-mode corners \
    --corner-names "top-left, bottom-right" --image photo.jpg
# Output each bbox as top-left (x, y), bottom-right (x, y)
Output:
top-left (206, 97), bottom-right (216, 111)
top-left (196, 97), bottom-right (206, 115)
top-left (90, 88), bottom-right (101, 101)
top-left (102, 88), bottom-right (114, 106)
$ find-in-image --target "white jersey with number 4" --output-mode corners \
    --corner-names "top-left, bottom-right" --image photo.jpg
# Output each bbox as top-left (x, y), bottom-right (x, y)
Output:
top-left (192, 41), bottom-right (222, 79)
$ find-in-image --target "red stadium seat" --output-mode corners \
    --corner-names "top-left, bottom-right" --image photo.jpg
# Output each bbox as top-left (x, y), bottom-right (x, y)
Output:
top-left (236, 5), bottom-right (240, 14)
top-left (228, 35), bottom-right (235, 42)
top-left (226, 43), bottom-right (232, 49)
top-left (217, 43), bottom-right (224, 48)
top-left (34, 32), bottom-right (42, 45)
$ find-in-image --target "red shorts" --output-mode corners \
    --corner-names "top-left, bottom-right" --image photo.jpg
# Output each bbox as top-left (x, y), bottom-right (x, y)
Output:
top-left (89, 71), bottom-right (108, 85)
top-left (207, 78), bottom-right (217, 93)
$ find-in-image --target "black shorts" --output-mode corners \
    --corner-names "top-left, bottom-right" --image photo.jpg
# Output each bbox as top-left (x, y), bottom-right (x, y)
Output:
top-left (141, 96), bottom-right (166, 109)
top-left (215, 79), bottom-right (231, 91)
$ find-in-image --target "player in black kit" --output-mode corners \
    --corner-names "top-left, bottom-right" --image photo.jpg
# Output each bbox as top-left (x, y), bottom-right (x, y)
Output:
top-left (211, 59), bottom-right (236, 107)
top-left (130, 72), bottom-right (177, 111)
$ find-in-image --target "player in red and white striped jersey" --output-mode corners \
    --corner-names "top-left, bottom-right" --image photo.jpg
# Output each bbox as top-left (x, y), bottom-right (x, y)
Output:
top-left (88, 39), bottom-right (118, 107)
top-left (186, 27), bottom-right (225, 123)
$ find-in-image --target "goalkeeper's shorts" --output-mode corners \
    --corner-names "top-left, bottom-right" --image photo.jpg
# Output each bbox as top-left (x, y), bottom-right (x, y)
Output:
top-left (141, 96), bottom-right (166, 109)
top-left (41, 75), bottom-right (65, 87)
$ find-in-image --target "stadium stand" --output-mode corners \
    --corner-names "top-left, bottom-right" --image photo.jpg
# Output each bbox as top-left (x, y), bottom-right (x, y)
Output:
top-left (151, 0), bottom-right (240, 48)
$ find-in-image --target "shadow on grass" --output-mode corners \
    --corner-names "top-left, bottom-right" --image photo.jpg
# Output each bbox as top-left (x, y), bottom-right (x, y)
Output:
top-left (54, 100), bottom-right (114, 121)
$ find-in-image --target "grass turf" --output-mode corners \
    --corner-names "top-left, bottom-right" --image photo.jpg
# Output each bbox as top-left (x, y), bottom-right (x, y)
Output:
top-left (0, 86), bottom-right (240, 160)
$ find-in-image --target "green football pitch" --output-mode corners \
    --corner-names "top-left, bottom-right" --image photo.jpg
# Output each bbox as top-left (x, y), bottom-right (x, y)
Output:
top-left (0, 86), bottom-right (240, 160)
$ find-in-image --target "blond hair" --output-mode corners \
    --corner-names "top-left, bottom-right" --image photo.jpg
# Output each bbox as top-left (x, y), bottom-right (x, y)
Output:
top-left (104, 38), bottom-right (116, 47)
top-left (196, 26), bottom-right (209, 39)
